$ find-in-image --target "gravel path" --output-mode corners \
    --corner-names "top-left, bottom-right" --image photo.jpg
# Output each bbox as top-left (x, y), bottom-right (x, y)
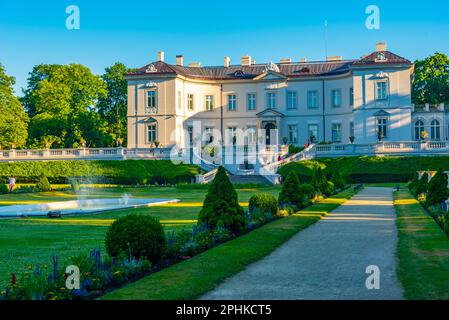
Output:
top-left (202, 187), bottom-right (403, 300)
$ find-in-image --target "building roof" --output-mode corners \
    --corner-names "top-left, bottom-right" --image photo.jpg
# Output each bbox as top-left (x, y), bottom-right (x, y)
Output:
top-left (127, 50), bottom-right (412, 81)
top-left (353, 51), bottom-right (412, 66)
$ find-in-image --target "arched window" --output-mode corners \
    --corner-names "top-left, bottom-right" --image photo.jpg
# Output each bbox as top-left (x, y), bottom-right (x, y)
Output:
top-left (431, 120), bottom-right (441, 140)
top-left (414, 120), bottom-right (425, 141)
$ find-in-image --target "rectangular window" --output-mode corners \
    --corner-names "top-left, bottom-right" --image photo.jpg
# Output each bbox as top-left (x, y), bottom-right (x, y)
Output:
top-left (308, 124), bottom-right (319, 141)
top-left (247, 126), bottom-right (257, 144)
top-left (332, 123), bottom-right (342, 142)
top-left (288, 125), bottom-right (298, 143)
top-left (177, 91), bottom-right (182, 110)
top-left (228, 94), bottom-right (237, 111)
top-left (228, 127), bottom-right (237, 144)
top-left (349, 88), bottom-right (354, 106)
top-left (247, 93), bottom-right (256, 110)
top-left (205, 95), bottom-right (214, 111)
top-left (287, 91), bottom-right (297, 110)
top-left (331, 89), bottom-right (341, 108)
top-left (376, 81), bottom-right (388, 100)
top-left (307, 90), bottom-right (318, 109)
top-left (147, 124), bottom-right (157, 143)
top-left (146, 90), bottom-right (157, 113)
top-left (267, 92), bottom-right (276, 109)
top-left (350, 121), bottom-right (355, 138)
top-left (377, 118), bottom-right (388, 138)
top-left (187, 94), bottom-right (194, 111)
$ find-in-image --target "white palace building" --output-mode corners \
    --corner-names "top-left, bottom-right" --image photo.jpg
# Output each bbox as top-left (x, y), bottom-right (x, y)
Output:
top-left (2, 43), bottom-right (449, 173)
top-left (125, 43), bottom-right (448, 160)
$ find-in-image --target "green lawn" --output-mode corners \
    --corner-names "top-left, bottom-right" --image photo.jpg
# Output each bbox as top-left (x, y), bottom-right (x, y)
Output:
top-left (0, 185), bottom-right (280, 287)
top-left (395, 189), bottom-right (449, 300)
top-left (101, 187), bottom-right (356, 300)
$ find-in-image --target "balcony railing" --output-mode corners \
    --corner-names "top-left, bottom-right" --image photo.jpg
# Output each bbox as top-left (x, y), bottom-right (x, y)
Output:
top-left (315, 141), bottom-right (449, 157)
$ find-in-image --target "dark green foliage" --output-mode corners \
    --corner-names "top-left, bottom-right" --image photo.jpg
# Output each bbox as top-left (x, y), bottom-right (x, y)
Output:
top-left (408, 172), bottom-right (420, 195)
top-left (0, 184), bottom-right (9, 194)
top-left (426, 170), bottom-right (449, 207)
top-left (299, 184), bottom-right (315, 202)
top-left (288, 145), bottom-right (304, 155)
top-left (331, 169), bottom-right (346, 190)
top-left (278, 156), bottom-right (449, 183)
top-left (249, 193), bottom-right (278, 217)
top-left (412, 52), bottom-right (449, 105)
top-left (409, 172), bottom-right (429, 197)
top-left (198, 167), bottom-right (245, 235)
top-left (35, 174), bottom-right (51, 192)
top-left (311, 167), bottom-right (332, 196)
top-left (278, 172), bottom-right (303, 210)
top-left (0, 160), bottom-right (198, 185)
top-left (417, 173), bottom-right (430, 197)
top-left (105, 214), bottom-right (166, 263)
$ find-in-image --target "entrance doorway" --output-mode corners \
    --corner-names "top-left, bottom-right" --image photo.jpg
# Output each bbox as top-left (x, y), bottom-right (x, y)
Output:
top-left (265, 123), bottom-right (276, 146)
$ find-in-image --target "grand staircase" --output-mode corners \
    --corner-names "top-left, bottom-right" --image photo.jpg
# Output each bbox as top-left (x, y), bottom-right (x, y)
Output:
top-left (196, 145), bottom-right (317, 185)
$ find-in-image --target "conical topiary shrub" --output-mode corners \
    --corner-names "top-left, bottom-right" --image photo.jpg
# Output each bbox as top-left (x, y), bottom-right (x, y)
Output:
top-left (278, 172), bottom-right (303, 210)
top-left (416, 173), bottom-right (430, 197)
top-left (198, 166), bottom-right (245, 235)
top-left (311, 167), bottom-right (330, 196)
top-left (426, 170), bottom-right (449, 207)
top-left (331, 169), bottom-right (346, 190)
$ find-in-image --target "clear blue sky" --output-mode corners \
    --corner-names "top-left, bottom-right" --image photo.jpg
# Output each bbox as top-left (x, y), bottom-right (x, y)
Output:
top-left (1, 0), bottom-right (448, 94)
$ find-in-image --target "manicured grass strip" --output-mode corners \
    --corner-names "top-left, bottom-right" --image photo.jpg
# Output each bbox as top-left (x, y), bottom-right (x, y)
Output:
top-left (395, 190), bottom-right (449, 300)
top-left (101, 187), bottom-right (356, 300)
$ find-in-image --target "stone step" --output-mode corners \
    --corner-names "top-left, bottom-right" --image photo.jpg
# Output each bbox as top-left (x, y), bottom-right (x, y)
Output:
top-left (227, 173), bottom-right (271, 185)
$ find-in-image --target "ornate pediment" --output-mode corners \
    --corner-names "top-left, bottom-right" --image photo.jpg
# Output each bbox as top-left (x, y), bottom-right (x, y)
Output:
top-left (373, 109), bottom-right (390, 117)
top-left (145, 64), bottom-right (158, 73)
top-left (256, 108), bottom-right (285, 118)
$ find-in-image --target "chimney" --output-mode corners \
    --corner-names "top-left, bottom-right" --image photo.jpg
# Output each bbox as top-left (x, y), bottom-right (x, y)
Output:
top-left (188, 62), bottom-right (201, 68)
top-left (176, 55), bottom-right (184, 66)
top-left (327, 56), bottom-right (342, 62)
top-left (300, 58), bottom-right (307, 63)
top-left (280, 58), bottom-right (292, 64)
top-left (376, 42), bottom-right (387, 52)
top-left (158, 51), bottom-right (165, 62)
top-left (241, 55), bottom-right (252, 66)
top-left (224, 56), bottom-right (231, 68)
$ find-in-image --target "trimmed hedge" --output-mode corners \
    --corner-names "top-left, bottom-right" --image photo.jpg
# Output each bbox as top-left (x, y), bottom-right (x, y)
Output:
top-left (249, 193), bottom-right (278, 217)
top-left (0, 160), bottom-right (200, 185)
top-left (278, 156), bottom-right (449, 183)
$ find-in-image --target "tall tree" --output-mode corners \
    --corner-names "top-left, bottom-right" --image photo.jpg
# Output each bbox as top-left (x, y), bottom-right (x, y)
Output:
top-left (97, 62), bottom-right (129, 146)
top-left (412, 53), bottom-right (449, 105)
top-left (0, 63), bottom-right (29, 149)
top-left (24, 64), bottom-right (111, 148)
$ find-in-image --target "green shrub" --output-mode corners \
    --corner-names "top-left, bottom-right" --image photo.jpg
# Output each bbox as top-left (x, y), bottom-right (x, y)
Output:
top-left (35, 174), bottom-right (52, 192)
top-left (278, 172), bottom-right (303, 211)
top-left (0, 160), bottom-right (199, 185)
top-left (331, 169), bottom-right (346, 190)
top-left (299, 184), bottom-right (315, 203)
top-left (198, 166), bottom-right (245, 235)
top-left (249, 193), bottom-right (278, 217)
top-left (105, 214), bottom-right (166, 263)
top-left (278, 156), bottom-right (449, 183)
top-left (416, 173), bottom-right (430, 197)
top-left (288, 145), bottom-right (304, 155)
top-left (311, 167), bottom-right (332, 196)
top-left (426, 170), bottom-right (449, 207)
top-left (0, 184), bottom-right (8, 194)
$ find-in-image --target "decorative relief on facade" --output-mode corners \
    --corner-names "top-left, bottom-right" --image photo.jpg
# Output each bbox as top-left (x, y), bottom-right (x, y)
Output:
top-left (145, 64), bottom-right (158, 73)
